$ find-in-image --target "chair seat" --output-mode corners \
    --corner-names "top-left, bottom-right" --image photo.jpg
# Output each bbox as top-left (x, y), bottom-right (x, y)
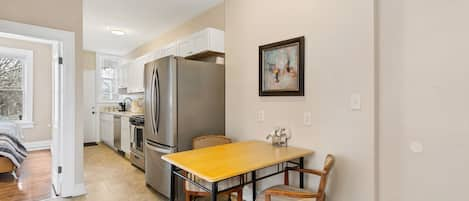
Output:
top-left (186, 176), bottom-right (241, 192)
top-left (256, 185), bottom-right (317, 201)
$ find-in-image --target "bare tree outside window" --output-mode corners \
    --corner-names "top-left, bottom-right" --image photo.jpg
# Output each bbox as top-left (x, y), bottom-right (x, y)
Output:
top-left (0, 57), bottom-right (24, 120)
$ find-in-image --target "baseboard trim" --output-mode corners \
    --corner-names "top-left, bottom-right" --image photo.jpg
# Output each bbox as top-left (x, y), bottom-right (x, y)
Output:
top-left (24, 140), bottom-right (51, 151)
top-left (72, 183), bottom-right (87, 197)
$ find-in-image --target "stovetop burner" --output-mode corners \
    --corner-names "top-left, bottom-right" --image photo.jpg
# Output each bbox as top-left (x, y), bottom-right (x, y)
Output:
top-left (129, 115), bottom-right (144, 126)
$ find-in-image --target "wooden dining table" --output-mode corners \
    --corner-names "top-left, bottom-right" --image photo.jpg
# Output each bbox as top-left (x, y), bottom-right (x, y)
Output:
top-left (162, 140), bottom-right (314, 201)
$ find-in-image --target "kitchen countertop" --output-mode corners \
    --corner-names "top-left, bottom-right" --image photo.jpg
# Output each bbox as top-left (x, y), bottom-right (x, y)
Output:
top-left (100, 111), bottom-right (143, 117)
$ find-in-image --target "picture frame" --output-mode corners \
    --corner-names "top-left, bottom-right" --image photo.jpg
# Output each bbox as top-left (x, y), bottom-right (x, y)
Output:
top-left (259, 36), bottom-right (305, 96)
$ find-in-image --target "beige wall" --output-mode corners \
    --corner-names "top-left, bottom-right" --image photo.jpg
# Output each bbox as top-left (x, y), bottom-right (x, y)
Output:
top-left (225, 1), bottom-right (375, 201)
top-left (0, 37), bottom-right (52, 143)
top-left (378, 1), bottom-right (469, 200)
top-left (0, 0), bottom-right (84, 186)
top-left (126, 2), bottom-right (225, 59)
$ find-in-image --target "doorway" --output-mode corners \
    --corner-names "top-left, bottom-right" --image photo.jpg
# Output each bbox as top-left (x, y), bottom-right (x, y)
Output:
top-left (0, 20), bottom-right (83, 198)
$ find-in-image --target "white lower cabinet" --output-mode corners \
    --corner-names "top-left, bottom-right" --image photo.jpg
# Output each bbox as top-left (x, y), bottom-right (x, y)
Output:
top-left (100, 113), bottom-right (114, 147)
top-left (120, 116), bottom-right (130, 155)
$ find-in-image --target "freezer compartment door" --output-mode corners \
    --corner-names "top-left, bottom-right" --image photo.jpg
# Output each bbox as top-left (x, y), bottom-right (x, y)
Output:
top-left (144, 140), bottom-right (178, 198)
top-left (144, 56), bottom-right (178, 147)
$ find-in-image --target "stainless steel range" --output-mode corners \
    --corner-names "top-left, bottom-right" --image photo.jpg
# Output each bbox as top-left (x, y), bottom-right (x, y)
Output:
top-left (129, 115), bottom-right (145, 170)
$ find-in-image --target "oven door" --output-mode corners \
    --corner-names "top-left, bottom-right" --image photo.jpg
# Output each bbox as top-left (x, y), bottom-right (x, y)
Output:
top-left (131, 125), bottom-right (145, 156)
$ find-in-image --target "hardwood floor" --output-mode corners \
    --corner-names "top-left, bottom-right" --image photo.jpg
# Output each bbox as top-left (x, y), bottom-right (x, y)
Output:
top-left (0, 150), bottom-right (52, 201)
top-left (0, 144), bottom-right (165, 201)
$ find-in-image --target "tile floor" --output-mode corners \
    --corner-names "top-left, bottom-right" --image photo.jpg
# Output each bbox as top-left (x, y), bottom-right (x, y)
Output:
top-left (50, 144), bottom-right (165, 201)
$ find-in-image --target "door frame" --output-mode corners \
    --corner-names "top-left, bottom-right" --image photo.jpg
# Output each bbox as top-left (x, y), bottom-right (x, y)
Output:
top-left (0, 20), bottom-right (85, 197)
top-left (83, 69), bottom-right (97, 143)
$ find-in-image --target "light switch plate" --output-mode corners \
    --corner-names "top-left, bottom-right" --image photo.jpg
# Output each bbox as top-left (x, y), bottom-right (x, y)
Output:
top-left (350, 94), bottom-right (361, 111)
top-left (256, 110), bottom-right (265, 122)
top-left (303, 112), bottom-right (312, 126)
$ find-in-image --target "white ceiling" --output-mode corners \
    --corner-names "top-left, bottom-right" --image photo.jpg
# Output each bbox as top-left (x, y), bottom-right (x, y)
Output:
top-left (83, 0), bottom-right (223, 56)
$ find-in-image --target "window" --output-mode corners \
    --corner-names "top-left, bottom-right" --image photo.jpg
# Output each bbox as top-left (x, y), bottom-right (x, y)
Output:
top-left (0, 47), bottom-right (33, 123)
top-left (97, 55), bottom-right (121, 102)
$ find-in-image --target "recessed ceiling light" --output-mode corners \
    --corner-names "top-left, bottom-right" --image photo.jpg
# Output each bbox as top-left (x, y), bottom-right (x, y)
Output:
top-left (110, 29), bottom-right (126, 36)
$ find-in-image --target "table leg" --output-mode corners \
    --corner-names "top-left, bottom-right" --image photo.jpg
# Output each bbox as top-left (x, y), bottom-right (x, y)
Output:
top-left (170, 164), bottom-right (176, 201)
top-left (252, 171), bottom-right (257, 201)
top-left (211, 181), bottom-right (218, 201)
top-left (299, 157), bottom-right (304, 188)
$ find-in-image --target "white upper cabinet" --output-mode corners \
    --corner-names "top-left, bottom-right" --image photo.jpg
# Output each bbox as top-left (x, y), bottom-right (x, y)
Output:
top-left (120, 28), bottom-right (224, 94)
top-left (161, 42), bottom-right (179, 57)
top-left (117, 61), bottom-right (129, 89)
top-left (127, 56), bottom-right (146, 93)
top-left (147, 48), bottom-right (162, 61)
top-left (178, 28), bottom-right (224, 57)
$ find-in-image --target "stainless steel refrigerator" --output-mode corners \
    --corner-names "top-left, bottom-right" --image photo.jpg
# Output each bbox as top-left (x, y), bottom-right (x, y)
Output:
top-left (144, 56), bottom-right (225, 199)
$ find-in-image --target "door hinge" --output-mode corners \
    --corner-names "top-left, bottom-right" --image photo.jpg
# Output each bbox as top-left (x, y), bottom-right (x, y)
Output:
top-left (58, 57), bottom-right (63, 65)
top-left (58, 166), bottom-right (63, 174)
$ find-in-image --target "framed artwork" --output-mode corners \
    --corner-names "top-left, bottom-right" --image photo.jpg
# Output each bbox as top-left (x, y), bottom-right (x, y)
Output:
top-left (259, 36), bottom-right (304, 96)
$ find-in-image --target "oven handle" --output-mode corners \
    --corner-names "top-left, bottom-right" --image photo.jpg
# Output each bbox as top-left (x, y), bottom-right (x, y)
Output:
top-left (130, 125), bottom-right (134, 147)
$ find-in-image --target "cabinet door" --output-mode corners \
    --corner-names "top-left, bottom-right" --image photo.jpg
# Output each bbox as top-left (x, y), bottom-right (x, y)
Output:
top-left (192, 31), bottom-right (210, 54)
top-left (178, 39), bottom-right (195, 57)
top-left (100, 114), bottom-right (114, 147)
top-left (118, 62), bottom-right (129, 88)
top-left (127, 59), bottom-right (145, 93)
top-left (120, 117), bottom-right (130, 154)
top-left (162, 42), bottom-right (179, 57)
top-left (127, 61), bottom-right (136, 93)
top-left (135, 58), bottom-right (145, 93)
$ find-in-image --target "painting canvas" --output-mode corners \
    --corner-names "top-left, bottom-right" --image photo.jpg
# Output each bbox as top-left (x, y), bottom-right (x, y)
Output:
top-left (259, 36), bottom-right (304, 96)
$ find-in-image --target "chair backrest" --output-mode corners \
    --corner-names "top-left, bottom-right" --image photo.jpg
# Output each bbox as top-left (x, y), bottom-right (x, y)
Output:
top-left (192, 134), bottom-right (232, 149)
top-left (318, 154), bottom-right (335, 197)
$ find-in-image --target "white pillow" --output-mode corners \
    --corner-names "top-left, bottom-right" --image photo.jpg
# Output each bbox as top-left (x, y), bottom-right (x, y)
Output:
top-left (0, 121), bottom-right (23, 139)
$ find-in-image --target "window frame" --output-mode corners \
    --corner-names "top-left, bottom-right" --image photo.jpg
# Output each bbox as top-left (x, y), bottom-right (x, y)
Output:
top-left (0, 46), bottom-right (34, 128)
top-left (96, 54), bottom-right (121, 103)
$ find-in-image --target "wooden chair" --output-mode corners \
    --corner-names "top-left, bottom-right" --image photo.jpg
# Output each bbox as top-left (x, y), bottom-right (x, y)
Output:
top-left (257, 155), bottom-right (335, 201)
top-left (184, 135), bottom-right (243, 201)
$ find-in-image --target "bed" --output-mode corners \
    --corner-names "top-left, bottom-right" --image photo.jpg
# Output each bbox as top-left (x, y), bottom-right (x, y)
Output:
top-left (0, 121), bottom-right (24, 178)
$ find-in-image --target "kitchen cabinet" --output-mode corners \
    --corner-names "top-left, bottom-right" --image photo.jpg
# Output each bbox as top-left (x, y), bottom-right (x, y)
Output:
top-left (117, 61), bottom-right (129, 89)
top-left (178, 28), bottom-right (224, 58)
top-left (161, 42), bottom-right (179, 57)
top-left (122, 28), bottom-right (224, 94)
top-left (127, 58), bottom-right (145, 93)
top-left (120, 116), bottom-right (130, 155)
top-left (100, 113), bottom-right (114, 147)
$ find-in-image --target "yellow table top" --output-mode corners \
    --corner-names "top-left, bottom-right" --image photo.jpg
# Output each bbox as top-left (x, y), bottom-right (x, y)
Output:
top-left (162, 140), bottom-right (313, 182)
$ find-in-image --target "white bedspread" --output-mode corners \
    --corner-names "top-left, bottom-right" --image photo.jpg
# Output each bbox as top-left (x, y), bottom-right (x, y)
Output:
top-left (0, 121), bottom-right (23, 139)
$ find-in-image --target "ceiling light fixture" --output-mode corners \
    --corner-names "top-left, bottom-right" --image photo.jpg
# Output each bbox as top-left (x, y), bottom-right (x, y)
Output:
top-left (110, 29), bottom-right (126, 36)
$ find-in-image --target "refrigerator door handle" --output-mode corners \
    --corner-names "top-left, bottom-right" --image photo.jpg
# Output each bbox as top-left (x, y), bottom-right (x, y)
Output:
top-left (146, 141), bottom-right (173, 154)
top-left (150, 67), bottom-right (157, 135)
top-left (154, 68), bottom-right (160, 133)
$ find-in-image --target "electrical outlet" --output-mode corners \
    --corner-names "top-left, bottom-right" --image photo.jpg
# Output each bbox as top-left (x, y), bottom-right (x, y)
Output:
top-left (350, 94), bottom-right (361, 111)
top-left (410, 141), bottom-right (424, 153)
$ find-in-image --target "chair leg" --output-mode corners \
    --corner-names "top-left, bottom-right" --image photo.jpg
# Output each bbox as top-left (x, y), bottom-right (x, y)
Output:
top-left (237, 189), bottom-right (243, 201)
top-left (185, 192), bottom-right (191, 201)
top-left (319, 194), bottom-right (326, 201)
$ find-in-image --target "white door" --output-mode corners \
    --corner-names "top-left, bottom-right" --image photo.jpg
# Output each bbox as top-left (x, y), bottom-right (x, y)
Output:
top-left (51, 42), bottom-right (63, 195)
top-left (83, 69), bottom-right (97, 143)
